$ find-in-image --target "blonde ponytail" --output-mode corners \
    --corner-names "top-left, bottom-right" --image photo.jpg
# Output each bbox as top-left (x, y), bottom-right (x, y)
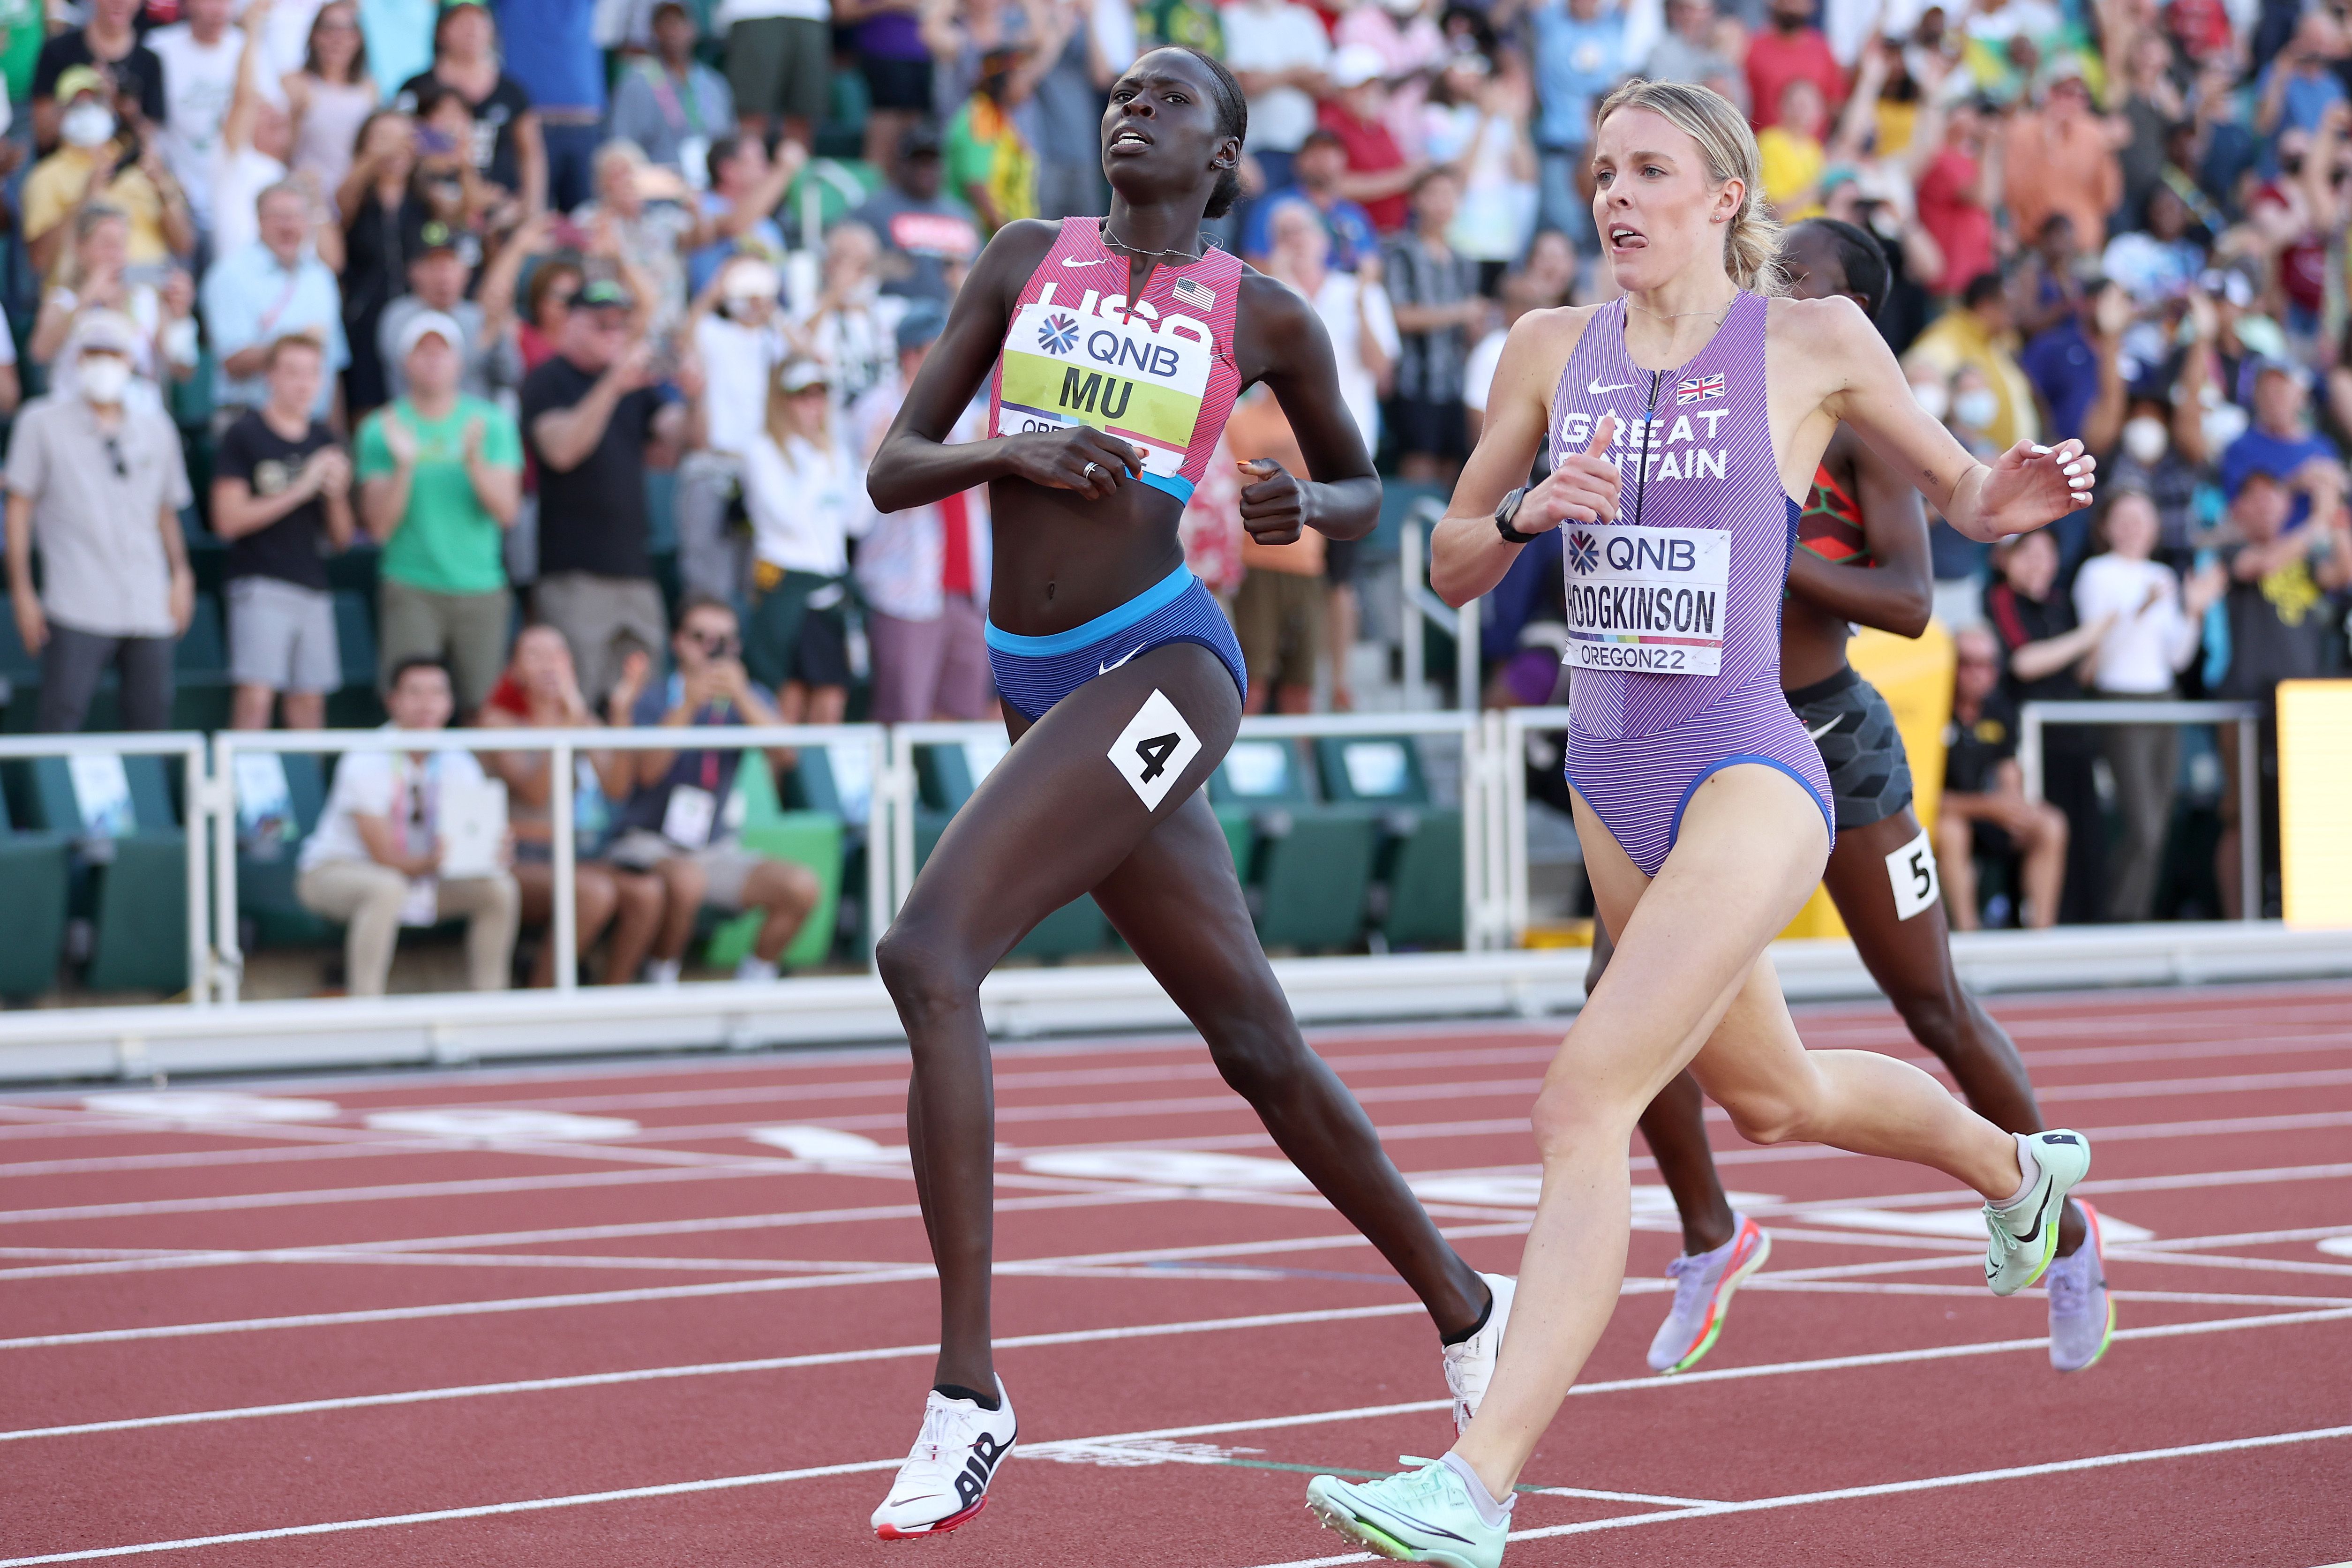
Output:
top-left (1593, 78), bottom-right (1785, 295)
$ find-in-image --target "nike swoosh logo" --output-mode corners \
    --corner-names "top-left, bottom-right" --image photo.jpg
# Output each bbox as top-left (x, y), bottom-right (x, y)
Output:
top-left (2011, 1174), bottom-right (2053, 1246)
top-left (1804, 715), bottom-right (1842, 742)
top-left (1099, 645), bottom-right (1145, 675)
top-left (1064, 256), bottom-right (1112, 268)
top-left (1588, 377), bottom-right (1633, 394)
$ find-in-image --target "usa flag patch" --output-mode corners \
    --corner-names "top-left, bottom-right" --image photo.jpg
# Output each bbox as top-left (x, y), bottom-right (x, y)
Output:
top-left (1172, 276), bottom-right (1216, 311)
top-left (1676, 373), bottom-right (1725, 404)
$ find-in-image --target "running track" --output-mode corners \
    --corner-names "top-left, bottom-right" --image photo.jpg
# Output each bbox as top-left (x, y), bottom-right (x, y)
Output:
top-left (3, 982), bottom-right (2350, 1566)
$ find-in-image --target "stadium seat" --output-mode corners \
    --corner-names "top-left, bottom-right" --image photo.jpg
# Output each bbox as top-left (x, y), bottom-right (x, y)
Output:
top-left (912, 735), bottom-right (1111, 961)
top-left (327, 591), bottom-right (386, 728)
top-left (172, 592), bottom-right (233, 731)
top-left (1211, 737), bottom-right (1377, 953)
top-left (14, 752), bottom-right (190, 993)
top-left (1313, 735), bottom-right (1463, 949)
top-left (0, 786), bottom-right (71, 999)
top-left (781, 740), bottom-right (876, 958)
top-left (231, 750), bottom-right (338, 949)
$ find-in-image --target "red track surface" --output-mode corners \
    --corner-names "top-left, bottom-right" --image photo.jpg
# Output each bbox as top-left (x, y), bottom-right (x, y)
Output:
top-left (4, 982), bottom-right (2351, 1566)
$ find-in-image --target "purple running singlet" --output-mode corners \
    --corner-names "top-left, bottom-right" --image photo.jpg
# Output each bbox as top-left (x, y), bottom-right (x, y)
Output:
top-left (1547, 293), bottom-right (1834, 876)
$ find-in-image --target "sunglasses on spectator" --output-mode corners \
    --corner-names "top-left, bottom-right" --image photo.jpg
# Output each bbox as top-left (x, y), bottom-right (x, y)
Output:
top-left (104, 435), bottom-right (127, 480)
top-left (686, 630), bottom-right (740, 655)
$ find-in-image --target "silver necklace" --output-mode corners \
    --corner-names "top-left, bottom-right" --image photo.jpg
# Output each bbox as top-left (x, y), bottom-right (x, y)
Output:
top-left (1101, 218), bottom-right (1204, 264)
top-left (1624, 296), bottom-right (1738, 323)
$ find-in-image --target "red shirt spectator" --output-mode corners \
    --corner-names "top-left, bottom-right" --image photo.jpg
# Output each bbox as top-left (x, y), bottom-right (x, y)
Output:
top-left (1317, 97), bottom-right (1412, 233)
top-left (1915, 141), bottom-right (1996, 296)
top-left (1744, 0), bottom-right (1845, 130)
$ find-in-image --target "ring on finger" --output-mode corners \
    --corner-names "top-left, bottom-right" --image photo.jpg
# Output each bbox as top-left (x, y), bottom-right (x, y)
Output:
top-left (1083, 461), bottom-right (1105, 481)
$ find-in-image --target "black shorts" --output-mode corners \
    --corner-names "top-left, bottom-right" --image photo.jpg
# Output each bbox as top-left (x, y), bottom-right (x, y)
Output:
top-left (1386, 395), bottom-right (1468, 461)
top-left (860, 53), bottom-right (932, 112)
top-left (747, 568), bottom-right (853, 690)
top-left (1786, 666), bottom-right (1914, 831)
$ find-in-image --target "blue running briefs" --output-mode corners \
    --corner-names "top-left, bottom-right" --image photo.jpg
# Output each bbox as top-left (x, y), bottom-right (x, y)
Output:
top-left (984, 563), bottom-right (1248, 721)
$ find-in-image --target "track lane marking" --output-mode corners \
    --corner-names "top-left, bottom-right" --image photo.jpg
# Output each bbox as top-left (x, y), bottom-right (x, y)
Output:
top-left (1253, 1423), bottom-right (2352, 1567)
top-left (5, 1315), bottom-right (2347, 1563)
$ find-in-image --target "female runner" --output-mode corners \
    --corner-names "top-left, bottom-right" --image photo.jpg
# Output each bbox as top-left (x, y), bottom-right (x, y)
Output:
top-left (862, 46), bottom-right (1502, 1541)
top-left (1304, 83), bottom-right (2097, 1564)
top-left (1613, 217), bottom-right (2109, 1382)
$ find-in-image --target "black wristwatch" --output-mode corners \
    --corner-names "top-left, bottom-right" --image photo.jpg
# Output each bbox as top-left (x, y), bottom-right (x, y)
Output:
top-left (1495, 486), bottom-right (1536, 545)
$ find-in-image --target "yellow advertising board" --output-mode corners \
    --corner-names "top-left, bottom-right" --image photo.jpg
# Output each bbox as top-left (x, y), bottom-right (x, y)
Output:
top-left (2279, 680), bottom-right (2352, 930)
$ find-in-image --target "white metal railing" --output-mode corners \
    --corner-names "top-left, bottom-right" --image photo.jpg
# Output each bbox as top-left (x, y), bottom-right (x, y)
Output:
top-left (2017, 698), bottom-right (2265, 923)
top-left (211, 724), bottom-right (891, 1001)
top-left (1495, 705), bottom-right (1575, 948)
top-left (0, 731), bottom-right (213, 1003)
top-left (1398, 516), bottom-right (1481, 713)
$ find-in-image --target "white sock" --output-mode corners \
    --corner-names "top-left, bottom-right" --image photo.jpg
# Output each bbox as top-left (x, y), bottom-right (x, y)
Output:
top-left (1992, 1133), bottom-right (2043, 1213)
top-left (644, 958), bottom-right (681, 987)
top-left (1439, 1452), bottom-right (1514, 1528)
top-left (735, 955), bottom-right (779, 983)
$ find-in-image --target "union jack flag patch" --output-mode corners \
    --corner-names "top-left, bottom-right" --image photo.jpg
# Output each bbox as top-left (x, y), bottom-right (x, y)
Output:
top-left (1676, 373), bottom-right (1725, 404)
top-left (1172, 276), bottom-right (1216, 311)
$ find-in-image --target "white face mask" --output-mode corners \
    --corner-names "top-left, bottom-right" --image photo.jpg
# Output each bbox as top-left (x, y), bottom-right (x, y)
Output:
top-left (78, 354), bottom-right (132, 404)
top-left (60, 102), bottom-right (115, 149)
top-left (1910, 379), bottom-right (1950, 420)
top-left (1954, 387), bottom-right (1999, 430)
top-left (2121, 415), bottom-right (2168, 465)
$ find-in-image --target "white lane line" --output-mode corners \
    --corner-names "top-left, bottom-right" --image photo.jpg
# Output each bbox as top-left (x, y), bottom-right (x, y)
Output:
top-left (8, 1325), bottom-right (2348, 1566)
top-left (1253, 1424), bottom-right (2352, 1568)
top-left (5, 1296), bottom-right (2343, 1452)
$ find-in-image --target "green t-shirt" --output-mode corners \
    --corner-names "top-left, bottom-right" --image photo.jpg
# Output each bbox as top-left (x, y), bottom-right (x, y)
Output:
top-left (0, 0), bottom-right (42, 107)
top-left (354, 396), bottom-right (521, 596)
top-left (945, 95), bottom-right (1036, 233)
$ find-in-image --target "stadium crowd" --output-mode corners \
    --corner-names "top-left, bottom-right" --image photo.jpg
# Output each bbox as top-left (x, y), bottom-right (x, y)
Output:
top-left (0, 0), bottom-right (2345, 988)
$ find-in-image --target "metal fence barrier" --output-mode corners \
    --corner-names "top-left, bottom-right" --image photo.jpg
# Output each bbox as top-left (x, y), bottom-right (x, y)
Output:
top-left (2017, 699), bottom-right (2265, 923)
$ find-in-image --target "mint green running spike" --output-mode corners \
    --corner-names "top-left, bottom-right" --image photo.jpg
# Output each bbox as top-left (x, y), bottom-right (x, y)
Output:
top-left (1304, 1457), bottom-right (1508, 1568)
top-left (1984, 1130), bottom-right (2092, 1297)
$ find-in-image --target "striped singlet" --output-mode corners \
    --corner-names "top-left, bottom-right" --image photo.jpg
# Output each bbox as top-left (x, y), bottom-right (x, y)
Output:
top-left (1548, 293), bottom-right (1835, 876)
top-left (982, 218), bottom-right (1250, 719)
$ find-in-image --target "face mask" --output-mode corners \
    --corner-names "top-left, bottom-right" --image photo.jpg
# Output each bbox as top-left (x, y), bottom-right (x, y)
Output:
top-left (1910, 379), bottom-right (1950, 420)
top-left (61, 102), bottom-right (115, 149)
top-left (78, 355), bottom-right (132, 403)
top-left (1954, 388), bottom-right (1999, 429)
top-left (2121, 416), bottom-right (2168, 465)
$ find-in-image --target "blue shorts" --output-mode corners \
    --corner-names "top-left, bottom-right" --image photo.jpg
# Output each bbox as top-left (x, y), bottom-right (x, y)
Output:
top-left (985, 564), bottom-right (1248, 722)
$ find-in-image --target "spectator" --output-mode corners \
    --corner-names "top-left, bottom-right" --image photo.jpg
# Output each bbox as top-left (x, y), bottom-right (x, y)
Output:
top-left (30, 0), bottom-right (165, 152)
top-left (2100, 185), bottom-right (2206, 306)
top-left (376, 213), bottom-right (527, 404)
top-left (1645, 0), bottom-right (1747, 113)
top-left (1224, 0), bottom-right (1332, 197)
top-left (1756, 77), bottom-right (1831, 218)
top-left (1240, 127), bottom-right (1380, 271)
top-left (358, 312), bottom-right (525, 715)
top-left (849, 304), bottom-right (995, 723)
top-left (1264, 198), bottom-right (1395, 459)
top-left (1383, 168), bottom-right (1482, 482)
top-left (394, 0), bottom-right (544, 211)
top-left (2000, 67), bottom-right (2123, 254)
top-left (337, 110), bottom-right (419, 414)
top-left (524, 278), bottom-right (697, 706)
top-left (283, 1), bottom-right (376, 200)
top-left (1745, 0), bottom-right (1844, 132)
top-left (2107, 332), bottom-right (2219, 557)
top-left (1226, 386), bottom-right (1324, 713)
top-left (685, 130), bottom-right (802, 295)
top-left (1029, 0), bottom-right (1109, 221)
top-left (480, 625), bottom-right (669, 985)
top-left (2110, 28), bottom-right (2185, 229)
top-left (1984, 528), bottom-right (2108, 923)
top-left (4, 314), bottom-right (195, 735)
top-left (203, 1), bottom-right (313, 268)
top-left (28, 204), bottom-right (198, 397)
top-left (399, 77), bottom-right (512, 246)
top-left (1937, 623), bottom-right (2068, 930)
top-left (1904, 270), bottom-right (2040, 452)
top-left (1911, 96), bottom-right (2000, 299)
top-left (840, 0), bottom-right (931, 174)
top-left (574, 139), bottom-right (696, 334)
top-left (293, 657), bottom-right (521, 996)
top-left (201, 180), bottom-right (348, 424)
top-left (852, 121), bottom-right (982, 304)
top-left (23, 67), bottom-right (197, 282)
top-left (2253, 9), bottom-right (2347, 138)
top-left (147, 0), bottom-right (247, 241)
top-left (212, 333), bottom-right (354, 731)
top-left (2021, 278), bottom-right (2130, 459)
top-left (2210, 470), bottom-right (2352, 916)
top-left (2220, 358), bottom-right (2347, 533)
top-left (740, 358), bottom-right (858, 724)
top-left (1528, 0), bottom-right (1627, 240)
top-left (518, 252), bottom-right (585, 371)
top-left (721, 0), bottom-right (832, 148)
top-left (1135, 0), bottom-right (1221, 53)
top-left (1319, 44), bottom-right (1421, 234)
top-left (606, 595), bottom-right (824, 985)
top-left (1464, 229), bottom-right (1575, 443)
top-left (2072, 488), bottom-right (2224, 922)
top-left (1334, 0), bottom-right (1447, 150)
top-left (1422, 51), bottom-right (1539, 279)
top-left (608, 0), bottom-right (735, 182)
top-left (945, 44), bottom-right (1042, 234)
top-left (787, 221), bottom-right (907, 410)
top-left (492, 0), bottom-right (604, 211)
top-left (678, 255), bottom-right (786, 606)
top-left (360, 0), bottom-right (436, 105)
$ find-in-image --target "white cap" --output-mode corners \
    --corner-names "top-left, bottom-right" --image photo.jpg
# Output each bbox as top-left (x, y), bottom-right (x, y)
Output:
top-left (395, 309), bottom-right (465, 359)
top-left (1331, 45), bottom-right (1386, 90)
top-left (722, 257), bottom-right (781, 300)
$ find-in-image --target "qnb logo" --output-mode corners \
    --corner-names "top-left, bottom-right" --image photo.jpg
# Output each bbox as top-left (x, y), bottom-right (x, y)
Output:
top-left (1037, 312), bottom-right (1081, 354)
top-left (1567, 529), bottom-right (1601, 575)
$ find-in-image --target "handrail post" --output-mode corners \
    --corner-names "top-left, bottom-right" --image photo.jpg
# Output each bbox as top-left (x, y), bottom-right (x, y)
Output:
top-left (209, 733), bottom-right (243, 1005)
top-left (864, 728), bottom-right (890, 966)
top-left (2238, 714), bottom-right (2262, 921)
top-left (2018, 704), bottom-right (2045, 803)
top-left (1401, 521), bottom-right (1425, 711)
top-left (1455, 593), bottom-right (1480, 713)
top-left (551, 740), bottom-right (578, 990)
top-left (187, 736), bottom-right (214, 1006)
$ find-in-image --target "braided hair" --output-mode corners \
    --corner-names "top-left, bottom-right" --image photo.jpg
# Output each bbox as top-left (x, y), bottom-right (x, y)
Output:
top-left (1173, 47), bottom-right (1250, 219)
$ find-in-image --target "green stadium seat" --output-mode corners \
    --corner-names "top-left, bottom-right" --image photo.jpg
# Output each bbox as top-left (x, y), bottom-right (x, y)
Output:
top-left (781, 740), bottom-right (877, 959)
top-left (1312, 735), bottom-right (1463, 949)
top-left (172, 592), bottom-right (233, 731)
top-left (1212, 737), bottom-right (1377, 953)
top-left (700, 812), bottom-right (847, 971)
top-left (15, 751), bottom-right (190, 992)
top-left (0, 786), bottom-right (71, 998)
top-left (232, 750), bottom-right (338, 949)
top-left (912, 735), bottom-right (1110, 960)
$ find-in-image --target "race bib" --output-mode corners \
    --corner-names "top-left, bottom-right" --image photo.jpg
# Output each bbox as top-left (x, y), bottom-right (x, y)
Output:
top-left (1561, 522), bottom-right (1730, 676)
top-left (996, 298), bottom-right (1211, 485)
top-left (662, 784), bottom-right (718, 849)
top-left (1885, 825), bottom-right (1941, 921)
